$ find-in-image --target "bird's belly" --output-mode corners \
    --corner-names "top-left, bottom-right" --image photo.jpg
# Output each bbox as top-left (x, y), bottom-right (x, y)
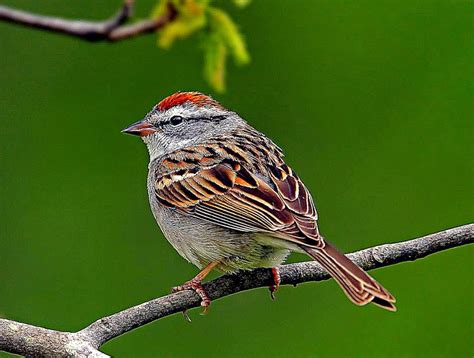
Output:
top-left (153, 207), bottom-right (290, 272)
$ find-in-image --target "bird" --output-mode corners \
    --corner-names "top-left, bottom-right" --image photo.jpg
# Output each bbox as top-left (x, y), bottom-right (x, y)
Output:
top-left (122, 91), bottom-right (396, 312)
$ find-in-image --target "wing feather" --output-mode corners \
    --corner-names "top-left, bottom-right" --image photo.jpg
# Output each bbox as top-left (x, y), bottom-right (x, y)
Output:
top-left (152, 142), bottom-right (322, 248)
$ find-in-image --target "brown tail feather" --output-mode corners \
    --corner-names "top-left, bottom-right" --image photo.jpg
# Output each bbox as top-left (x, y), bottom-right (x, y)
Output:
top-left (302, 242), bottom-right (396, 311)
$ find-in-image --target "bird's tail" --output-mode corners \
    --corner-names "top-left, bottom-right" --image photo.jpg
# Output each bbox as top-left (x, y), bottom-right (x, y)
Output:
top-left (301, 242), bottom-right (396, 311)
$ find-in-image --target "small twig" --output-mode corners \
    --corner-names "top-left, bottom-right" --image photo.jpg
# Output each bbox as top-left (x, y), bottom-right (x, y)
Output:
top-left (0, 1), bottom-right (177, 42)
top-left (0, 224), bottom-right (472, 356)
top-left (108, 3), bottom-right (177, 42)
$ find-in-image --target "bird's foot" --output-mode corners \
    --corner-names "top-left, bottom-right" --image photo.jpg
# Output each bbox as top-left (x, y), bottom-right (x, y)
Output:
top-left (172, 278), bottom-right (211, 315)
top-left (269, 267), bottom-right (281, 300)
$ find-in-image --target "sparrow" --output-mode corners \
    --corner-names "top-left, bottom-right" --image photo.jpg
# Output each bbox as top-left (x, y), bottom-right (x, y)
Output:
top-left (123, 92), bottom-right (396, 312)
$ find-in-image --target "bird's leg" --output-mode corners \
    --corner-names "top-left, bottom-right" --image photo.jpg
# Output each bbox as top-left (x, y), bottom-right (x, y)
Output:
top-left (172, 261), bottom-right (218, 316)
top-left (269, 267), bottom-right (281, 300)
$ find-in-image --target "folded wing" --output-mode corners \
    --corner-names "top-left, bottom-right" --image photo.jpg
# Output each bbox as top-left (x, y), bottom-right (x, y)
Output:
top-left (153, 143), bottom-right (323, 248)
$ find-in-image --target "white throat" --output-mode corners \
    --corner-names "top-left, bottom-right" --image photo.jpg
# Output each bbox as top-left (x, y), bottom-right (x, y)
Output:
top-left (143, 132), bottom-right (194, 163)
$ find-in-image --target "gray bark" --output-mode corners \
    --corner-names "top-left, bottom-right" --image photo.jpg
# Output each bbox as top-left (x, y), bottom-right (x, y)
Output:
top-left (0, 1), bottom-right (177, 42)
top-left (1, 223), bottom-right (472, 357)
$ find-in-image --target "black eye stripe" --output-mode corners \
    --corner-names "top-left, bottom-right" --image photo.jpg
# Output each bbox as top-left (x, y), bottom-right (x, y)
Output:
top-left (187, 115), bottom-right (226, 123)
top-left (159, 115), bottom-right (226, 127)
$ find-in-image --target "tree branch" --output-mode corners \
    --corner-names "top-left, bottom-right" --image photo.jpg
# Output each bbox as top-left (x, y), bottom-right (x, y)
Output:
top-left (0, 1), bottom-right (177, 42)
top-left (1, 224), bottom-right (472, 356)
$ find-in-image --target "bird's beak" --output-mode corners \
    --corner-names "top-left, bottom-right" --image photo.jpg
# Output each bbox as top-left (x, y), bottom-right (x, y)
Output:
top-left (121, 120), bottom-right (157, 137)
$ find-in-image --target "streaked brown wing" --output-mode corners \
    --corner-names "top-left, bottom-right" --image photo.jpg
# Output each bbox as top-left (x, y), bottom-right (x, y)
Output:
top-left (153, 144), bottom-right (322, 248)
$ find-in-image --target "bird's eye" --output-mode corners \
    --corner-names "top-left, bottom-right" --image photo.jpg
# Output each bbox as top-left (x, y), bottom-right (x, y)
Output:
top-left (170, 116), bottom-right (184, 126)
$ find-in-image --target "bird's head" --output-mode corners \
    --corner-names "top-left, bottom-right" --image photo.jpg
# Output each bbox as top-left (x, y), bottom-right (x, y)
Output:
top-left (122, 92), bottom-right (245, 159)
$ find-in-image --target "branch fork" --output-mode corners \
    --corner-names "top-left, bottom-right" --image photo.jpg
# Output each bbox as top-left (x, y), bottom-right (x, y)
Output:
top-left (0, 1), bottom-right (177, 42)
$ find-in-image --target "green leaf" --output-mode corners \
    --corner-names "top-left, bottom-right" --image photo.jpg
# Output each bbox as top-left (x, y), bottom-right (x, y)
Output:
top-left (208, 7), bottom-right (250, 65)
top-left (158, 16), bottom-right (206, 49)
top-left (151, 0), bottom-right (169, 19)
top-left (233, 0), bottom-right (251, 8)
top-left (156, 0), bottom-right (208, 49)
top-left (204, 34), bottom-right (227, 93)
top-left (150, 0), bottom-right (251, 92)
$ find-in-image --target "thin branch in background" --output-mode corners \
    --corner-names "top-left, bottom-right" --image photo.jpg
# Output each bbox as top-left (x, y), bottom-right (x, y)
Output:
top-left (0, 1), bottom-right (249, 91)
top-left (108, 3), bottom-right (177, 42)
top-left (1, 224), bottom-right (472, 357)
top-left (0, 1), bottom-right (177, 42)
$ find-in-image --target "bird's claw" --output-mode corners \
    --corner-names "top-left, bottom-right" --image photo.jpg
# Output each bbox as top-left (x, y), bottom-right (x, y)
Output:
top-left (182, 310), bottom-right (192, 323)
top-left (268, 267), bottom-right (281, 300)
top-left (172, 278), bottom-right (211, 317)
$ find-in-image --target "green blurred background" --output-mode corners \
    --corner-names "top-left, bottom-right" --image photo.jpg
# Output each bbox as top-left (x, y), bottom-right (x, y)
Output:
top-left (1, 0), bottom-right (473, 356)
